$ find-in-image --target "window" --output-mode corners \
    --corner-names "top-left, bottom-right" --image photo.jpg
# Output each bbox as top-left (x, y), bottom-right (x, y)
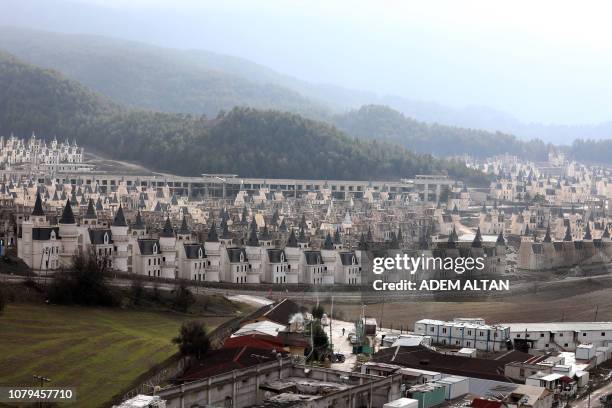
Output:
top-left (602, 332), bottom-right (606, 336)
top-left (540, 333), bottom-right (544, 338)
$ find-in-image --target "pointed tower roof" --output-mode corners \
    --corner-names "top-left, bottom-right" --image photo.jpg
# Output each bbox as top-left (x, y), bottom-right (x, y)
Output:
top-left (323, 232), bottom-right (334, 250)
top-left (447, 226), bottom-right (457, 248)
top-left (221, 220), bottom-right (232, 239)
top-left (178, 216), bottom-right (190, 235)
top-left (584, 222), bottom-right (592, 240)
top-left (298, 225), bottom-right (308, 243)
top-left (358, 233), bottom-right (368, 250)
top-left (206, 221), bottom-right (219, 242)
top-left (247, 220), bottom-right (259, 246)
top-left (84, 199), bottom-right (97, 219)
top-left (472, 227), bottom-right (482, 248)
top-left (271, 209), bottom-right (279, 225)
top-left (496, 231), bottom-right (505, 245)
top-left (366, 226), bottom-right (373, 242)
top-left (31, 192), bottom-right (45, 216)
top-left (333, 227), bottom-right (341, 244)
top-left (543, 224), bottom-right (552, 243)
top-left (286, 229), bottom-right (298, 247)
top-left (564, 224), bottom-right (573, 241)
top-left (160, 216), bottom-right (174, 238)
top-left (279, 218), bottom-right (288, 232)
top-left (59, 199), bottom-right (75, 224)
top-left (133, 211), bottom-right (146, 229)
top-left (260, 224), bottom-right (271, 241)
top-left (113, 205), bottom-right (128, 227)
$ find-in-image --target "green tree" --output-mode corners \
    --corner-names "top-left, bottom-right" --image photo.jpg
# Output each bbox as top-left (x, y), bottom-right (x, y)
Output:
top-left (172, 321), bottom-right (211, 359)
top-left (306, 320), bottom-right (329, 361)
top-left (47, 249), bottom-right (117, 307)
top-left (311, 304), bottom-right (325, 319)
top-left (172, 284), bottom-right (195, 313)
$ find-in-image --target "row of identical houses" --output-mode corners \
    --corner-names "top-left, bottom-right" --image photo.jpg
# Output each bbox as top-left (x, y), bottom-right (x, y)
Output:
top-left (17, 193), bottom-right (363, 286)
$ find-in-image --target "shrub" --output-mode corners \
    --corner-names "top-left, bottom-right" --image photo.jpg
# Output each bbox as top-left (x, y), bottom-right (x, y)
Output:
top-left (47, 250), bottom-right (118, 307)
top-left (172, 321), bottom-right (211, 359)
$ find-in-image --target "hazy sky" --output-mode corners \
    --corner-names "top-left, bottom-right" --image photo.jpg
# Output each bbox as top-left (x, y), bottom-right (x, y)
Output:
top-left (5, 0), bottom-right (612, 125)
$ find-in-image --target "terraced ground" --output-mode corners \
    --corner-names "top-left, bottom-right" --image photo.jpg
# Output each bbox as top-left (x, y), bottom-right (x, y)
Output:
top-left (0, 303), bottom-right (231, 407)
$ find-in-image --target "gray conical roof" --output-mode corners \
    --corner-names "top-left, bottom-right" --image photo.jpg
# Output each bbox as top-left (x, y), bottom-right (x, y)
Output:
top-left (160, 217), bottom-right (174, 238)
top-left (113, 205), bottom-right (127, 227)
top-left (133, 211), bottom-right (145, 229)
top-left (286, 229), bottom-right (298, 247)
top-left (59, 199), bottom-right (75, 224)
top-left (84, 199), bottom-right (97, 219)
top-left (564, 224), bottom-right (573, 241)
top-left (323, 232), bottom-right (334, 250)
top-left (32, 193), bottom-right (45, 216)
top-left (178, 217), bottom-right (190, 235)
top-left (206, 221), bottom-right (219, 242)
top-left (247, 220), bottom-right (259, 246)
top-left (472, 227), bottom-right (482, 248)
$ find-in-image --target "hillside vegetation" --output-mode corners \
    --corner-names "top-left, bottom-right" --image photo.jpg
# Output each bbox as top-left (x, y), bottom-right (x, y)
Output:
top-left (334, 105), bottom-right (551, 160)
top-left (0, 26), bottom-right (328, 119)
top-left (0, 27), bottom-right (562, 161)
top-left (0, 52), bottom-right (488, 183)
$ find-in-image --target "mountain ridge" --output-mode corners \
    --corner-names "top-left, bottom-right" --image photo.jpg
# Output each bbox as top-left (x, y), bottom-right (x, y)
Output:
top-left (0, 51), bottom-right (488, 184)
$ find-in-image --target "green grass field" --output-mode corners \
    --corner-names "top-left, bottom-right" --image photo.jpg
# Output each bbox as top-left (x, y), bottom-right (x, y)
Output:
top-left (0, 303), bottom-right (230, 407)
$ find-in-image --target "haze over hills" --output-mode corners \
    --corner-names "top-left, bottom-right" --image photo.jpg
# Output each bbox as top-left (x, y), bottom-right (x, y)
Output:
top-left (1, 25), bottom-right (612, 145)
top-left (0, 27), bottom-right (329, 120)
top-left (0, 51), bottom-right (488, 184)
top-left (0, 27), bottom-right (556, 161)
top-left (3, 0), bottom-right (612, 144)
top-left (333, 105), bottom-right (550, 161)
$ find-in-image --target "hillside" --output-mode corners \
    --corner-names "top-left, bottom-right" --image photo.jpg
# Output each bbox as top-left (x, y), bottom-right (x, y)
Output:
top-left (0, 52), bottom-right (488, 183)
top-left (333, 105), bottom-right (551, 160)
top-left (0, 27), bottom-right (570, 158)
top-left (0, 26), bottom-right (329, 120)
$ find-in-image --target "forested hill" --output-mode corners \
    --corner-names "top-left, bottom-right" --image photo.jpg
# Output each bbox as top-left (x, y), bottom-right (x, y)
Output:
top-left (0, 26), bottom-right (329, 120)
top-left (333, 105), bottom-right (551, 160)
top-left (0, 52), bottom-right (488, 184)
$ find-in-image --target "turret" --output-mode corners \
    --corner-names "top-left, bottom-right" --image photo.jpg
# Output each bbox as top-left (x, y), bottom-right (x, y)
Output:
top-left (58, 199), bottom-right (78, 268)
top-left (177, 216), bottom-right (191, 241)
top-left (159, 216), bottom-right (176, 278)
top-left (83, 199), bottom-right (97, 226)
top-left (111, 205), bottom-right (129, 272)
top-left (31, 192), bottom-right (46, 226)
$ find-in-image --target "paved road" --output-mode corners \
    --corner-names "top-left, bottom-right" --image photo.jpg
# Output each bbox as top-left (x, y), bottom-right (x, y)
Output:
top-left (5, 271), bottom-right (612, 303)
top-left (573, 378), bottom-right (612, 408)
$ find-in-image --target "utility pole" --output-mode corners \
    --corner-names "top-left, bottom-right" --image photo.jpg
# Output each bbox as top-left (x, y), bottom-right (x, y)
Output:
top-left (33, 375), bottom-right (50, 408)
top-left (329, 296), bottom-right (334, 353)
top-left (379, 294), bottom-right (385, 333)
